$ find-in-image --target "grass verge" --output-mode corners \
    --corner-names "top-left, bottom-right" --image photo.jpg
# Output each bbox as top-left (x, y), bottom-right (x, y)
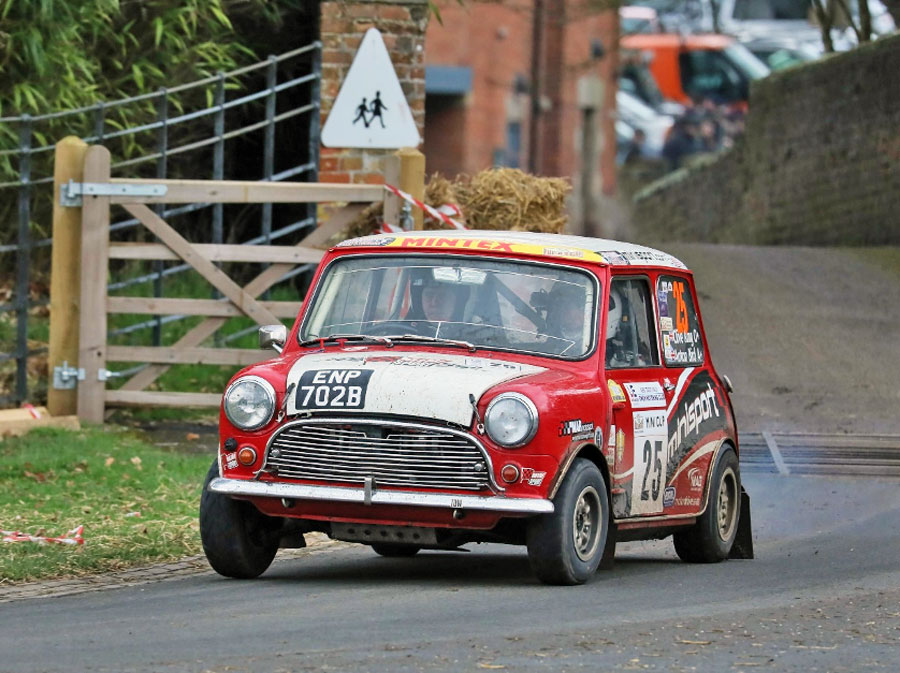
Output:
top-left (1, 426), bottom-right (213, 584)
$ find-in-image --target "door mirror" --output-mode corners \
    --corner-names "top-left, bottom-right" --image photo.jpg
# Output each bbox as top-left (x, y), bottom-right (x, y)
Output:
top-left (258, 324), bottom-right (287, 353)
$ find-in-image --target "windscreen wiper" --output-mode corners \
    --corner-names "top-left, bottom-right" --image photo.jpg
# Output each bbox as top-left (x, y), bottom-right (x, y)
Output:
top-left (298, 334), bottom-right (393, 348)
top-left (391, 334), bottom-right (477, 352)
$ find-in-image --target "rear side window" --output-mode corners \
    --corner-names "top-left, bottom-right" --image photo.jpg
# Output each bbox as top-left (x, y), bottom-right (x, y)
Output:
top-left (657, 276), bottom-right (705, 366)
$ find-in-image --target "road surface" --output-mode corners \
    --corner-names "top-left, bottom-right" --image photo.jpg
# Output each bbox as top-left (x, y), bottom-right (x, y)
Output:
top-left (2, 471), bottom-right (899, 673)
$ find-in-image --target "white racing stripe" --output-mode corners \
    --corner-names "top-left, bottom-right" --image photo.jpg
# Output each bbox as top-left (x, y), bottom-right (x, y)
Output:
top-left (666, 366), bottom-right (695, 417)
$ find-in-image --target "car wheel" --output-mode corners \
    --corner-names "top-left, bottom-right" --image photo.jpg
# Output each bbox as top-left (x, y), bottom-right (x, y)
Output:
top-left (199, 459), bottom-right (281, 578)
top-left (673, 447), bottom-right (740, 563)
top-left (526, 458), bottom-right (609, 585)
top-left (371, 543), bottom-right (421, 557)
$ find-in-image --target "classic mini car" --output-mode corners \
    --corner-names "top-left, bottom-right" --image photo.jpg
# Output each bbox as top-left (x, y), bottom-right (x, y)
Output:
top-left (200, 231), bottom-right (753, 585)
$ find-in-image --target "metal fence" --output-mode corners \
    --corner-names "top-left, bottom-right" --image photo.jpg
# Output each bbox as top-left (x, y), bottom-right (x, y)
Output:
top-left (0, 40), bottom-right (322, 407)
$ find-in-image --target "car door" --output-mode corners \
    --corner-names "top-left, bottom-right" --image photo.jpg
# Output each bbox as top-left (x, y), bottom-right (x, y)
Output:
top-left (604, 275), bottom-right (670, 518)
top-left (656, 272), bottom-right (731, 515)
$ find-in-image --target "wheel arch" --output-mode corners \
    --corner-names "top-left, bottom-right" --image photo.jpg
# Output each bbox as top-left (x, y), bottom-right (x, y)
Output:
top-left (698, 438), bottom-right (738, 516)
top-left (548, 443), bottom-right (611, 501)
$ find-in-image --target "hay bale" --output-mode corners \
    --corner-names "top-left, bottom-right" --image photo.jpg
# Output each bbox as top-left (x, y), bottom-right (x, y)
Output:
top-left (338, 168), bottom-right (570, 239)
top-left (455, 168), bottom-right (570, 233)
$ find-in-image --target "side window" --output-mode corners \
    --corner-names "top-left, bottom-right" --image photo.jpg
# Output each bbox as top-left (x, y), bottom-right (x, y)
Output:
top-left (679, 50), bottom-right (741, 102)
top-left (657, 275), bottom-right (705, 366)
top-left (606, 278), bottom-right (659, 369)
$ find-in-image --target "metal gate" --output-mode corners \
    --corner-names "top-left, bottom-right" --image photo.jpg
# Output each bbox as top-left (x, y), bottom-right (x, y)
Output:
top-left (0, 41), bottom-right (322, 407)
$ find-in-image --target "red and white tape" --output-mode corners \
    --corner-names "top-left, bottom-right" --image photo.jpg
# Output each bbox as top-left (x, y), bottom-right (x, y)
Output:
top-left (381, 183), bottom-right (467, 234)
top-left (2, 524), bottom-right (84, 546)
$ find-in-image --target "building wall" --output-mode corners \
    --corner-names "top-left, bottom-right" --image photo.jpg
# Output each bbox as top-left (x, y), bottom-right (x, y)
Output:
top-left (319, 0), bottom-right (429, 184)
top-left (424, 0), bottom-right (619, 206)
top-left (424, 1), bottom-right (533, 175)
top-left (632, 34), bottom-right (900, 246)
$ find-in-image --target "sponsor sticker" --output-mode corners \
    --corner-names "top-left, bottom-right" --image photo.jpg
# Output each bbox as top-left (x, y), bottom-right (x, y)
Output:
top-left (520, 468), bottom-right (546, 486)
top-left (560, 419), bottom-right (598, 441)
top-left (660, 316), bottom-right (674, 332)
top-left (675, 496), bottom-right (701, 507)
top-left (543, 246), bottom-right (584, 258)
top-left (607, 380), bottom-right (627, 404)
top-left (616, 428), bottom-right (626, 464)
top-left (607, 425), bottom-right (617, 448)
top-left (624, 382), bottom-right (666, 409)
top-left (337, 235), bottom-right (395, 247)
top-left (688, 467), bottom-right (703, 491)
top-left (224, 451), bottom-right (238, 470)
top-left (663, 486), bottom-right (676, 508)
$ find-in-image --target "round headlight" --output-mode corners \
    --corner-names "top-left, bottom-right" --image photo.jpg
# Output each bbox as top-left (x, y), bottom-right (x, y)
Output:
top-left (485, 393), bottom-right (538, 448)
top-left (223, 376), bottom-right (276, 431)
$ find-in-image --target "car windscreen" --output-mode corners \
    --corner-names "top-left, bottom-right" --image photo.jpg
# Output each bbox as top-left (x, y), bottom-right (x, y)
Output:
top-left (300, 255), bottom-right (599, 358)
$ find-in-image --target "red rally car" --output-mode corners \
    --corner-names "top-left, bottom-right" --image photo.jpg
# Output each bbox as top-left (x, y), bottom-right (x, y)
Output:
top-left (200, 230), bottom-right (753, 585)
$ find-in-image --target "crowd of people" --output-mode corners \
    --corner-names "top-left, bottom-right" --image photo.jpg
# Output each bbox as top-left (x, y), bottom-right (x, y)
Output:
top-left (659, 98), bottom-right (747, 171)
top-left (621, 97), bottom-right (747, 173)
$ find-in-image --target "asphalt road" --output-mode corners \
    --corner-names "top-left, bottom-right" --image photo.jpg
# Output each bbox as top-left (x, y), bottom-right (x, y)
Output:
top-left (3, 471), bottom-right (899, 673)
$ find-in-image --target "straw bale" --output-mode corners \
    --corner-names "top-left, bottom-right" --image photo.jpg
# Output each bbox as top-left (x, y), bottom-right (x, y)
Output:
top-left (338, 168), bottom-right (570, 239)
top-left (454, 168), bottom-right (569, 233)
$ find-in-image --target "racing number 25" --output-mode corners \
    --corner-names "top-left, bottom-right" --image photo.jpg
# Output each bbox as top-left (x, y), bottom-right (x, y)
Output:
top-left (640, 439), bottom-right (663, 501)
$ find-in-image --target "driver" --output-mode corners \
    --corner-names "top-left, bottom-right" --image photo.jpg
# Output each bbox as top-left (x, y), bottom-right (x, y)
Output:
top-left (548, 283), bottom-right (586, 353)
top-left (421, 281), bottom-right (458, 322)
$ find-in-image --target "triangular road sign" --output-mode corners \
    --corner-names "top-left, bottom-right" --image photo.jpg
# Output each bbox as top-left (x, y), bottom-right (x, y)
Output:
top-left (321, 28), bottom-right (421, 149)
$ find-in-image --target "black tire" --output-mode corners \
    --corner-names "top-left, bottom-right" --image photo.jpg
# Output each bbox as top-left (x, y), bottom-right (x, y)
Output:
top-left (526, 458), bottom-right (609, 585)
top-left (199, 459), bottom-right (281, 578)
top-left (371, 543), bottom-right (421, 557)
top-left (673, 447), bottom-right (741, 563)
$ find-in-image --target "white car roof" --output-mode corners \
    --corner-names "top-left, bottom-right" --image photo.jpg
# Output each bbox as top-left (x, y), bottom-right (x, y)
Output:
top-left (336, 230), bottom-right (689, 271)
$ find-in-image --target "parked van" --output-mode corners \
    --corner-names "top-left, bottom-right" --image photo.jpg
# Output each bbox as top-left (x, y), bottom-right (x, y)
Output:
top-left (620, 33), bottom-right (770, 106)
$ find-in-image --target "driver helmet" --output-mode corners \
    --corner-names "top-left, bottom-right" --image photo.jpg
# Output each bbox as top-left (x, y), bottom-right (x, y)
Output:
top-left (607, 287), bottom-right (623, 340)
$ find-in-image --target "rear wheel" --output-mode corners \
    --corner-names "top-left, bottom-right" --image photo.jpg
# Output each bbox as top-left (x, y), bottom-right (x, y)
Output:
top-left (199, 460), bottom-right (281, 578)
top-left (673, 447), bottom-right (740, 563)
top-left (526, 458), bottom-right (609, 585)
top-left (371, 543), bottom-right (420, 557)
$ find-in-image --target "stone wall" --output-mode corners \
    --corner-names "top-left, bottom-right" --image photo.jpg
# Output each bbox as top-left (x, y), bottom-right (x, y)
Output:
top-left (632, 33), bottom-right (900, 246)
top-left (319, 0), bottom-right (428, 184)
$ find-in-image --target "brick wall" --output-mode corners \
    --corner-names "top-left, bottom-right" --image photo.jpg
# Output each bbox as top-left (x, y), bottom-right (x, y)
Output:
top-left (319, 0), bottom-right (428, 184)
top-left (632, 33), bottom-right (900, 246)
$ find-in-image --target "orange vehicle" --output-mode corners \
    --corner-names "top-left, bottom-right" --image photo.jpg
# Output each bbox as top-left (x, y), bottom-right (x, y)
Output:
top-left (620, 33), bottom-right (770, 106)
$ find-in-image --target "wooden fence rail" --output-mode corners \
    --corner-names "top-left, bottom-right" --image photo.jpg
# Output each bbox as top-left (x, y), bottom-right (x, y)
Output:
top-left (49, 141), bottom-right (423, 423)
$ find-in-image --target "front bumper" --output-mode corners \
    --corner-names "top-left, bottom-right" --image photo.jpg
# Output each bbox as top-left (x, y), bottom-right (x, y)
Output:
top-left (208, 477), bottom-right (554, 514)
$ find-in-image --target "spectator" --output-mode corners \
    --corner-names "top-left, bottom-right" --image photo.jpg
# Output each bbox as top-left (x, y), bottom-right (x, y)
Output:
top-left (623, 128), bottom-right (647, 164)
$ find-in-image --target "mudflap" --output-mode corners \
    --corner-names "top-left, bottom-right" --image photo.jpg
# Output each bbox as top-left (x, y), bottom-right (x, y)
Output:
top-left (729, 486), bottom-right (754, 559)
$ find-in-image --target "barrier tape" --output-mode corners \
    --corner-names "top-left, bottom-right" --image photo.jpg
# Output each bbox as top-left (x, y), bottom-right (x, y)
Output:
top-left (381, 183), bottom-right (467, 233)
top-left (22, 404), bottom-right (41, 419)
top-left (2, 524), bottom-right (84, 546)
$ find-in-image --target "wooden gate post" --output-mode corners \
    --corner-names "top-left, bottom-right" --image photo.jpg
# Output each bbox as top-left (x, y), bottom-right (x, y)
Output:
top-left (383, 147), bottom-right (425, 230)
top-left (76, 146), bottom-right (112, 423)
top-left (48, 136), bottom-right (88, 417)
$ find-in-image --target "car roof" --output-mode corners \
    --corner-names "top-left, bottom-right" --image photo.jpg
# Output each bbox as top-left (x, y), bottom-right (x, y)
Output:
top-left (334, 230), bottom-right (690, 271)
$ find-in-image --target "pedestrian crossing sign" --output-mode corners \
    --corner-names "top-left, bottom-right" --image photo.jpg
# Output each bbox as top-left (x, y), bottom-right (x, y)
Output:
top-left (321, 28), bottom-right (421, 149)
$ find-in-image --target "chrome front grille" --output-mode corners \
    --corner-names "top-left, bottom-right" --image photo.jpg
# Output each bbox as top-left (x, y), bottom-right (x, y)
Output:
top-left (265, 419), bottom-right (492, 491)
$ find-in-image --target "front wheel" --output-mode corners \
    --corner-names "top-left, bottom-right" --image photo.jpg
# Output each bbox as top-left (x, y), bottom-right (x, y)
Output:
top-left (526, 458), bottom-right (609, 585)
top-left (673, 447), bottom-right (740, 563)
top-left (199, 459), bottom-right (281, 578)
